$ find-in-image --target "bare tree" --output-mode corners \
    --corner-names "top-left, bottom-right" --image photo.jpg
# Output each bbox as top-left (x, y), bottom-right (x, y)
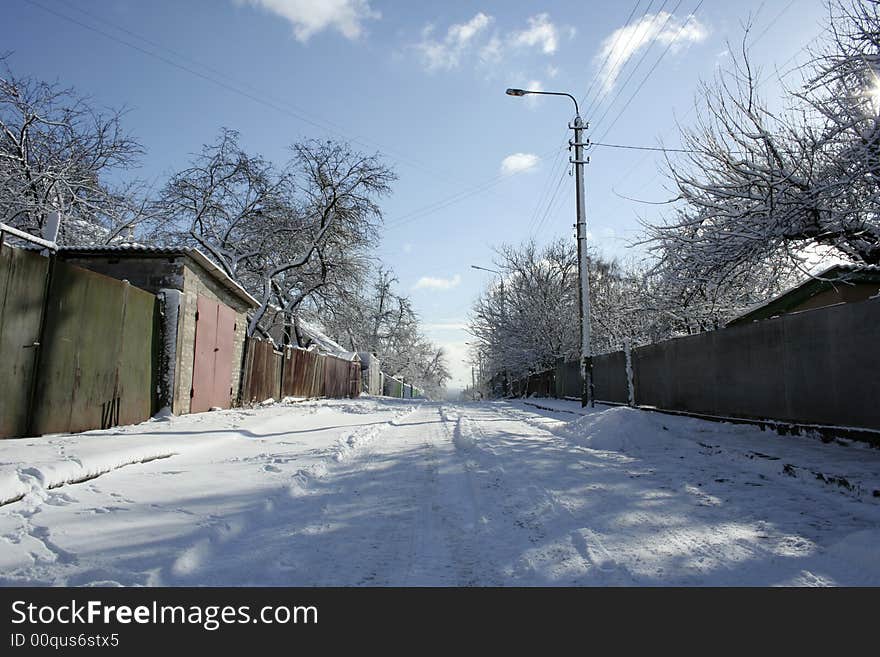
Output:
top-left (469, 239), bottom-right (677, 386)
top-left (320, 267), bottom-right (451, 397)
top-left (799, 0), bottom-right (880, 264)
top-left (155, 130), bottom-right (395, 336)
top-left (0, 58), bottom-right (147, 244)
top-left (643, 10), bottom-right (880, 330)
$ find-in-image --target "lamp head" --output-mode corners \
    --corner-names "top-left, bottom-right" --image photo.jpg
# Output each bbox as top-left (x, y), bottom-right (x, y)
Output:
top-left (506, 88), bottom-right (527, 96)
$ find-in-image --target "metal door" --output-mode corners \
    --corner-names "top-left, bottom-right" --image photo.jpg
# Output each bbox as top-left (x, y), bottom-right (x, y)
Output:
top-left (191, 296), bottom-right (235, 413)
top-left (212, 302), bottom-right (235, 408)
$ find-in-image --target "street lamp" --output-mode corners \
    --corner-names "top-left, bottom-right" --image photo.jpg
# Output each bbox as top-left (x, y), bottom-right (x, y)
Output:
top-left (505, 87), bottom-right (593, 407)
top-left (471, 264), bottom-right (508, 398)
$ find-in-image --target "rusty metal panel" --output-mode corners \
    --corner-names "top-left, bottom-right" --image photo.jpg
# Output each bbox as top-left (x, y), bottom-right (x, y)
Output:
top-left (0, 246), bottom-right (49, 437)
top-left (30, 260), bottom-right (158, 435)
top-left (115, 282), bottom-right (160, 425)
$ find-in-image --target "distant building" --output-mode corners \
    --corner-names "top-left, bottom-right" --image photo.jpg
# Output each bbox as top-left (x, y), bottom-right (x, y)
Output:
top-left (727, 264), bottom-right (880, 327)
top-left (56, 245), bottom-right (259, 414)
top-left (357, 351), bottom-right (382, 395)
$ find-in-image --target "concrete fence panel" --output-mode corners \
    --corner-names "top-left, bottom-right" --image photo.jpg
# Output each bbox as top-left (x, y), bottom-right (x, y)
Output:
top-left (630, 298), bottom-right (880, 431)
top-left (592, 351), bottom-right (628, 404)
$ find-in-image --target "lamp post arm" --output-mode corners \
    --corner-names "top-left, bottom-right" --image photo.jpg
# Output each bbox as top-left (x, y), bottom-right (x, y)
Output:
top-left (513, 90), bottom-right (579, 117)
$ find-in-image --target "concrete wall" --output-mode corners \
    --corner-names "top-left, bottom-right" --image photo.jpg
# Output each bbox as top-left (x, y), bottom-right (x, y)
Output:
top-left (58, 253), bottom-right (252, 415)
top-left (521, 298), bottom-right (879, 433)
top-left (616, 297), bottom-right (880, 431)
top-left (173, 262), bottom-right (249, 414)
top-left (58, 253), bottom-right (186, 294)
top-left (592, 351), bottom-right (628, 404)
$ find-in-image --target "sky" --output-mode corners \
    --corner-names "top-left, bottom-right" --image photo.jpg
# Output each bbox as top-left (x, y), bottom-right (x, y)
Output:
top-left (3, 0), bottom-right (832, 389)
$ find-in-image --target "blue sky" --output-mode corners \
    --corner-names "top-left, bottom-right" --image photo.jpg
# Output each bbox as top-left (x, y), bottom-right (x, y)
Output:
top-left (4, 0), bottom-right (831, 388)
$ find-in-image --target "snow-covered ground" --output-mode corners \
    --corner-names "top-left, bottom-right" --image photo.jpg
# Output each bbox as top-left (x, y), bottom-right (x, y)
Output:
top-left (1, 397), bottom-right (878, 586)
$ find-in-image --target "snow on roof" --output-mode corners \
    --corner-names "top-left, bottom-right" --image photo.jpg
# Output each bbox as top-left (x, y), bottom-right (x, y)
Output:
top-left (55, 244), bottom-right (259, 309)
top-left (296, 318), bottom-right (350, 357)
top-left (727, 263), bottom-right (880, 326)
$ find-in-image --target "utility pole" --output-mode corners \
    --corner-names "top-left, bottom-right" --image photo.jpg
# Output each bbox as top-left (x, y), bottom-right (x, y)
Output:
top-left (499, 276), bottom-right (508, 398)
top-left (506, 87), bottom-right (593, 407)
top-left (471, 366), bottom-right (476, 402)
top-left (571, 114), bottom-right (594, 408)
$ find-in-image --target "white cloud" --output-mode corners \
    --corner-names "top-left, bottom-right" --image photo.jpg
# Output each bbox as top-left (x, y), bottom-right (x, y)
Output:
top-left (236, 0), bottom-right (380, 42)
top-left (413, 274), bottom-right (462, 290)
top-left (413, 13), bottom-right (569, 72)
top-left (510, 13), bottom-right (559, 54)
top-left (402, 243), bottom-right (413, 254)
top-left (500, 152), bottom-right (540, 175)
top-left (595, 12), bottom-right (708, 94)
top-left (546, 64), bottom-right (560, 79)
top-left (479, 35), bottom-right (503, 65)
top-left (415, 13), bottom-right (493, 71)
top-left (523, 78), bottom-right (544, 108)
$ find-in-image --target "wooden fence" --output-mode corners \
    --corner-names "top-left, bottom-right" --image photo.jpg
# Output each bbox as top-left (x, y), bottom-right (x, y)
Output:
top-left (241, 339), bottom-right (361, 404)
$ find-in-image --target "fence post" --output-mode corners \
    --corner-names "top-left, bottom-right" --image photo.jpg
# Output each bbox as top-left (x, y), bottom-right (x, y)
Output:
top-left (624, 339), bottom-right (635, 407)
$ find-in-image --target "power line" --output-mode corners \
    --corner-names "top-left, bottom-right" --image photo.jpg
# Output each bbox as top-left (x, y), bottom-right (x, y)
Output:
top-left (592, 141), bottom-right (703, 153)
top-left (529, 0), bottom-right (652, 235)
top-left (528, 0), bottom-right (679, 237)
top-left (582, 0), bottom-right (674, 122)
top-left (524, 1), bottom-right (649, 237)
top-left (590, 0), bottom-right (694, 141)
top-left (578, 0), bottom-right (650, 120)
top-left (606, 5), bottom-right (821, 197)
top-left (531, 164), bottom-right (569, 237)
top-left (26, 0), bottom-right (509, 205)
top-left (382, 145), bottom-right (566, 231)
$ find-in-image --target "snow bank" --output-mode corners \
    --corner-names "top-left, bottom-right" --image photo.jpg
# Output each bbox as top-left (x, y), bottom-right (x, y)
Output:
top-left (557, 406), bottom-right (695, 453)
top-left (0, 438), bottom-right (209, 508)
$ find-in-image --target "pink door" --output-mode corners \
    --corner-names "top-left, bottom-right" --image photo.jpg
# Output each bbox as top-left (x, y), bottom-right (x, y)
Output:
top-left (191, 296), bottom-right (235, 413)
top-left (212, 303), bottom-right (235, 408)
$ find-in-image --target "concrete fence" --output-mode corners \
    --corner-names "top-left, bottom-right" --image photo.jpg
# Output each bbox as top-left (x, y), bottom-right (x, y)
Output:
top-left (510, 297), bottom-right (880, 434)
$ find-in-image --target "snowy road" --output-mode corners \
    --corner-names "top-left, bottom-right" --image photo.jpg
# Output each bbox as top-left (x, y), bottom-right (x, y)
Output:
top-left (1, 397), bottom-right (879, 586)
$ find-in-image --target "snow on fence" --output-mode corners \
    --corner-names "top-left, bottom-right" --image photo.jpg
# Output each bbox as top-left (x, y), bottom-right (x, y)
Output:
top-left (241, 339), bottom-right (361, 404)
top-left (511, 297), bottom-right (880, 435)
top-left (1, 245), bottom-right (160, 438)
